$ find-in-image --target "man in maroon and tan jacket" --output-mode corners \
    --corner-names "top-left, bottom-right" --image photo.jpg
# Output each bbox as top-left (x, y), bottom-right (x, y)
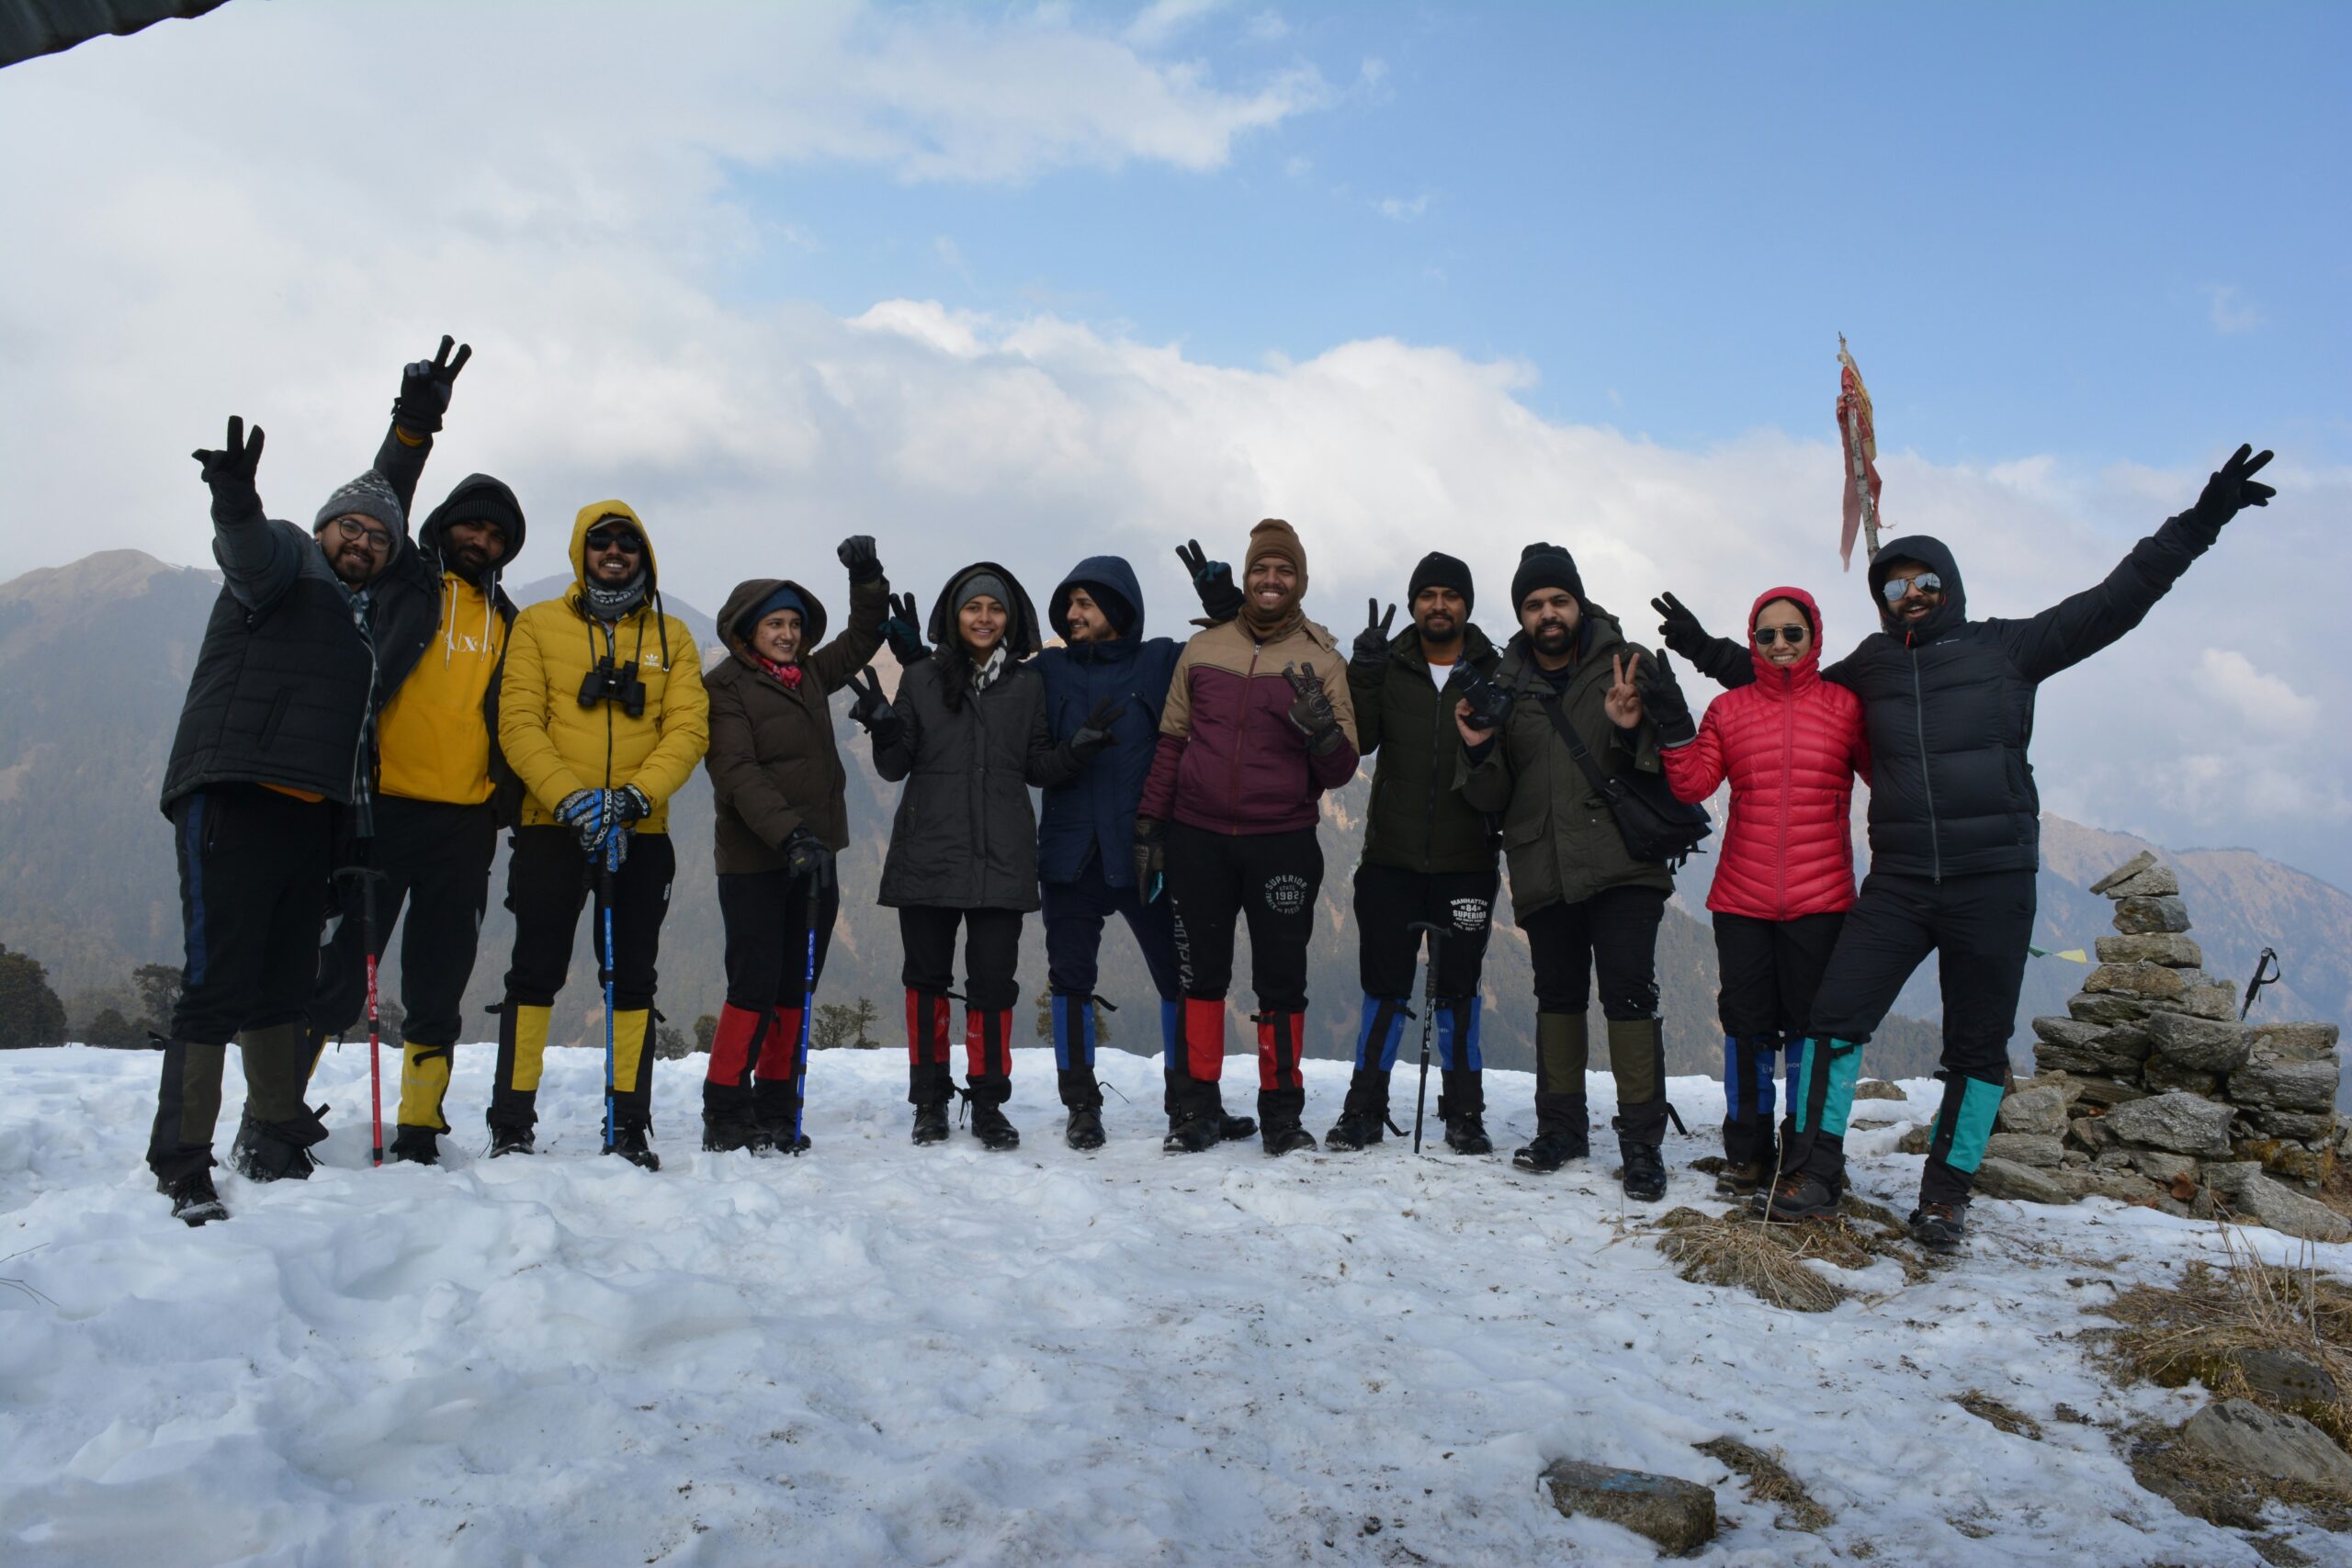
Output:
top-left (1134, 518), bottom-right (1360, 1156)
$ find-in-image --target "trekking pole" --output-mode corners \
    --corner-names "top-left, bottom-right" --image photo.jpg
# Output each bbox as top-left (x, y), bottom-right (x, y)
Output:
top-left (599, 862), bottom-right (617, 1155)
top-left (791, 870), bottom-right (821, 1156)
top-left (1407, 920), bottom-right (1445, 1153)
top-left (2240, 948), bottom-right (2281, 1020)
top-left (364, 866), bottom-right (384, 1167)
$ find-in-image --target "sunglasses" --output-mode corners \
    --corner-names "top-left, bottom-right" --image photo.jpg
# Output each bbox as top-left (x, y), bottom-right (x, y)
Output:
top-left (333, 516), bottom-right (391, 551)
top-left (584, 528), bottom-right (643, 556)
top-left (1754, 625), bottom-right (1808, 646)
top-left (1881, 571), bottom-right (1943, 604)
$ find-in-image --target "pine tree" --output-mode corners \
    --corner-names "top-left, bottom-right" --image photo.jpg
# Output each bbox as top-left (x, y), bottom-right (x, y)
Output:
top-left (0, 944), bottom-right (70, 1048)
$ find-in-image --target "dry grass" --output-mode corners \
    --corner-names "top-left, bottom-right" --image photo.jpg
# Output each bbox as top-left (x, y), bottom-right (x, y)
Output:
top-left (2125, 1419), bottom-right (2352, 1535)
top-left (1693, 1437), bottom-right (1834, 1532)
top-left (1651, 1207), bottom-right (1850, 1313)
top-left (2093, 1224), bottom-right (2352, 1450)
top-left (1955, 1391), bottom-right (2044, 1440)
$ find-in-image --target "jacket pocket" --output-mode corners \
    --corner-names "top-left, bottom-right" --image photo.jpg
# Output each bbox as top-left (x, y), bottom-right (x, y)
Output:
top-left (1505, 811), bottom-right (1549, 848)
top-left (257, 688), bottom-right (294, 750)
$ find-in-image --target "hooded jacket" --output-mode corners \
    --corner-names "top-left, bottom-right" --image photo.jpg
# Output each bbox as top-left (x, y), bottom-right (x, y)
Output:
top-left (497, 502), bottom-right (709, 835)
top-left (1659, 587), bottom-right (1870, 919)
top-left (1136, 613), bottom-right (1359, 835)
top-left (704, 570), bottom-right (888, 873)
top-left (1350, 620), bottom-right (1503, 874)
top-left (874, 563), bottom-right (1080, 910)
top-left (1033, 556), bottom-right (1184, 886)
top-left (1690, 510), bottom-right (2221, 879)
top-left (1456, 607), bottom-right (1674, 918)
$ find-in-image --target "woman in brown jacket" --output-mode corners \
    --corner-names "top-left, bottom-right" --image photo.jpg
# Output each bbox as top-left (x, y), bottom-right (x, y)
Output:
top-left (699, 537), bottom-right (890, 1153)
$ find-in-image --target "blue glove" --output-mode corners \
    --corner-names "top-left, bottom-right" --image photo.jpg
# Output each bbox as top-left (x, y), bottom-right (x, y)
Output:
top-left (555, 787), bottom-right (610, 850)
top-left (601, 823), bottom-right (632, 874)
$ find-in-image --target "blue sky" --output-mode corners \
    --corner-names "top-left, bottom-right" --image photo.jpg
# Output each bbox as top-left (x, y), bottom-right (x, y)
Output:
top-left (727, 1), bottom-right (2350, 468)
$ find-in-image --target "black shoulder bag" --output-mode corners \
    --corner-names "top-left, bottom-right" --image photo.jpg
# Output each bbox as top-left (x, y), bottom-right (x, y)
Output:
top-left (1534, 691), bottom-right (1712, 868)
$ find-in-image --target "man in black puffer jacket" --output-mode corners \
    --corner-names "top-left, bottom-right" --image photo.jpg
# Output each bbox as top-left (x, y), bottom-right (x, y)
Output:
top-left (1657, 444), bottom-right (2276, 1250)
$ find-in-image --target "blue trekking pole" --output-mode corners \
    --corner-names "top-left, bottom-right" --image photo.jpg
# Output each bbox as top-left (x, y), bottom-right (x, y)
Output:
top-left (599, 863), bottom-right (617, 1155)
top-left (791, 870), bottom-right (821, 1156)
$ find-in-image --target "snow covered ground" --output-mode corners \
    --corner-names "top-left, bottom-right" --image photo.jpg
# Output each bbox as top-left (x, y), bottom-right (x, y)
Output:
top-left (2, 1043), bottom-right (2346, 1567)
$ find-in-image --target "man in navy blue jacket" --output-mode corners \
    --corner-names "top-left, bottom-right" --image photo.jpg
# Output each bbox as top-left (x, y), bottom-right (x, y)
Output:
top-left (1035, 554), bottom-right (1254, 1150)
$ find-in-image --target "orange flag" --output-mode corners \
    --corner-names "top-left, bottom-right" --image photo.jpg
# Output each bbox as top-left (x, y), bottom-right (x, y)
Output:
top-left (1837, 334), bottom-right (1883, 570)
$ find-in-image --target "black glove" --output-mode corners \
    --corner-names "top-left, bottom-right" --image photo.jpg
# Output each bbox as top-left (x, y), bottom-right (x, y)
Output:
top-left (1067, 697), bottom-right (1126, 762)
top-left (1638, 650), bottom-right (1697, 749)
top-left (1131, 816), bottom-right (1167, 902)
top-left (613, 784), bottom-right (652, 823)
top-left (1351, 599), bottom-right (1397, 674)
top-left (2189, 442), bottom-right (2277, 535)
top-left (784, 825), bottom-right (836, 888)
top-left (191, 415), bottom-right (265, 521)
top-left (837, 535), bottom-right (883, 584)
top-left (554, 787), bottom-right (608, 848)
top-left (391, 334), bottom-right (470, 434)
top-left (843, 665), bottom-right (901, 744)
top-left (600, 822), bottom-right (632, 874)
top-left (1175, 538), bottom-right (1243, 624)
top-left (881, 592), bottom-right (928, 667)
top-left (1283, 660), bottom-right (1343, 755)
top-left (1650, 592), bottom-right (1713, 663)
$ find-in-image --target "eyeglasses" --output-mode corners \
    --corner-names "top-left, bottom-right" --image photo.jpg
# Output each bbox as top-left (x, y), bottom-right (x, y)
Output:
top-left (584, 528), bottom-right (643, 556)
top-left (1754, 625), bottom-right (1808, 646)
top-left (1881, 571), bottom-right (1943, 604)
top-left (334, 516), bottom-right (391, 551)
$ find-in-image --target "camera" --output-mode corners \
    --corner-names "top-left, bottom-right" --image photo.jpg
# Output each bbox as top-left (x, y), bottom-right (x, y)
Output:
top-left (1459, 672), bottom-right (1515, 733)
top-left (578, 656), bottom-right (647, 718)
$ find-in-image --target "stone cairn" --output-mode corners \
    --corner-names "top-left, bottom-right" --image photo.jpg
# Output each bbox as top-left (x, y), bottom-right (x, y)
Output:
top-left (1973, 851), bottom-right (2348, 1243)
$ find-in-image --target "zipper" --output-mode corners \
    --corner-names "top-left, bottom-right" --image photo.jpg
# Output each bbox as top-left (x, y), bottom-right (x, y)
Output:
top-left (1777, 667), bottom-right (1792, 918)
top-left (972, 679), bottom-right (989, 904)
top-left (1225, 639), bottom-right (1261, 833)
top-left (1427, 659), bottom-right (1447, 870)
top-left (1908, 636), bottom-right (1940, 884)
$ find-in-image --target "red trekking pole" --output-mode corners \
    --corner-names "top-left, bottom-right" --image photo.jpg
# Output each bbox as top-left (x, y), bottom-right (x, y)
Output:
top-left (363, 867), bottom-right (383, 1167)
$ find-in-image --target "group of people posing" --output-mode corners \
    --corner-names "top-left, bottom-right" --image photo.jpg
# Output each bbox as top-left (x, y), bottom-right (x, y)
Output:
top-left (144, 336), bottom-right (2278, 1255)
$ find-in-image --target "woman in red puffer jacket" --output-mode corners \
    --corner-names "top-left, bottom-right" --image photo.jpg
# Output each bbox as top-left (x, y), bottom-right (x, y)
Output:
top-left (1645, 586), bottom-right (1870, 1195)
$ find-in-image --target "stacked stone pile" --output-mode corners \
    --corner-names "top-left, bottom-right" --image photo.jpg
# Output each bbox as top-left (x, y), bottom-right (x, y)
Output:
top-left (1970, 851), bottom-right (2348, 1243)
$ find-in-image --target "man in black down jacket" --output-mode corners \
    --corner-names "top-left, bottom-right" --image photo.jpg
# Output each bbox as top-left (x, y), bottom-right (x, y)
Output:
top-left (1660, 444), bottom-right (2276, 1250)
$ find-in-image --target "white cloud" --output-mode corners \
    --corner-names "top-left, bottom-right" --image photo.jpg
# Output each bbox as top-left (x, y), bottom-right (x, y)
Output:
top-left (1125, 0), bottom-right (1236, 48)
top-left (2205, 283), bottom-right (2265, 335)
top-left (2189, 649), bottom-right (2320, 737)
top-left (1374, 193), bottom-right (1430, 221)
top-left (1246, 12), bottom-right (1294, 43)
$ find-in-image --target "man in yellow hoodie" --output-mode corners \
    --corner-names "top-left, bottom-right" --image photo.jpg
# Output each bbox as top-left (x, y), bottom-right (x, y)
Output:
top-left (491, 502), bottom-right (708, 1167)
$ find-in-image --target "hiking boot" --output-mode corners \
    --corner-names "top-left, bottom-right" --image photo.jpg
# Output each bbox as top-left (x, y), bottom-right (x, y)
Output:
top-left (487, 1122), bottom-right (536, 1157)
top-left (1908, 1200), bottom-right (1970, 1253)
top-left (1218, 1110), bottom-right (1258, 1142)
top-left (1512, 1128), bottom-right (1589, 1173)
top-left (1713, 1158), bottom-right (1770, 1197)
top-left (1163, 1109), bottom-right (1223, 1153)
top-left (388, 1126), bottom-right (440, 1167)
top-left (969, 1100), bottom-right (1021, 1151)
top-left (1323, 1107), bottom-right (1385, 1152)
top-left (1442, 1113), bottom-right (1493, 1156)
top-left (1065, 1106), bottom-right (1106, 1151)
top-left (1620, 1141), bottom-right (1668, 1202)
top-left (605, 1125), bottom-right (661, 1170)
top-left (1755, 1169), bottom-right (1838, 1223)
top-left (229, 1106), bottom-right (328, 1182)
top-left (1261, 1120), bottom-right (1317, 1157)
top-left (165, 1169), bottom-right (227, 1226)
top-left (911, 1101), bottom-right (951, 1145)
top-left (702, 1111), bottom-right (763, 1154)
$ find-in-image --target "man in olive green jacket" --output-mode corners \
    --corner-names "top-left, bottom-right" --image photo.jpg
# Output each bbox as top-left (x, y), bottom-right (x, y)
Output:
top-left (1455, 542), bottom-right (1676, 1201)
top-left (1334, 551), bottom-right (1505, 1155)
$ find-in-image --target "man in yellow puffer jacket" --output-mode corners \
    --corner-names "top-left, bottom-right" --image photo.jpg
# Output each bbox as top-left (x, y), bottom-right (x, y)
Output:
top-left (490, 502), bottom-right (708, 1167)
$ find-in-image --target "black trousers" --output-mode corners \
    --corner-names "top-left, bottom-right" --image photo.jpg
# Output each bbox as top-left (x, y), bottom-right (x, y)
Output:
top-left (1165, 821), bottom-right (1321, 1010)
top-left (501, 826), bottom-right (676, 1010)
top-left (1713, 910), bottom-right (1845, 1038)
top-left (899, 905), bottom-right (1023, 1100)
top-left (311, 796), bottom-right (498, 1046)
top-left (1522, 886), bottom-right (1668, 1020)
top-left (1042, 852), bottom-right (1182, 1003)
top-left (150, 785), bottom-right (335, 1179)
top-left (720, 868), bottom-right (840, 1010)
top-left (1353, 862), bottom-right (1498, 1000)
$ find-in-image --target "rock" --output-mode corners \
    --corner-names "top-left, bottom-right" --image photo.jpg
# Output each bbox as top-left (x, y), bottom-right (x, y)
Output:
top-left (2144, 1012), bottom-right (2254, 1074)
top-left (2034, 1038), bottom-right (2150, 1078)
top-left (2101, 1092), bottom-right (2235, 1158)
top-left (2242, 1108), bottom-right (2337, 1144)
top-left (1539, 1459), bottom-right (1718, 1555)
top-left (2065, 991), bottom-right (2152, 1027)
top-left (2049, 1169), bottom-right (2158, 1203)
top-left (1984, 1133), bottom-right (2065, 1168)
top-left (2094, 1148), bottom-right (2139, 1171)
top-left (2205, 1166), bottom-right (2352, 1244)
top-left (2089, 851), bottom-right (2159, 895)
top-left (2065, 1113), bottom-right (2116, 1154)
top-left (2060, 1150), bottom-right (2090, 1169)
top-left (2085, 962), bottom-right (2212, 1001)
top-left (2104, 865), bottom-right (2181, 898)
top-left (2229, 1137), bottom-right (2334, 1189)
top-left (2128, 1150), bottom-right (2199, 1186)
top-left (1853, 1079), bottom-right (1905, 1101)
top-left (2141, 1059), bottom-right (2220, 1098)
top-left (1973, 1157), bottom-right (2071, 1203)
top-left (2178, 1400), bottom-right (2352, 1488)
top-left (2069, 1077), bottom-right (2149, 1109)
top-left (1995, 1084), bottom-right (2068, 1136)
top-left (2175, 985), bottom-right (2241, 1021)
top-left (2110, 896), bottom-right (2191, 935)
top-left (2230, 1055), bottom-right (2341, 1113)
top-left (2096, 933), bottom-right (2205, 968)
top-left (2245, 1021), bottom-right (2342, 1063)
top-left (1896, 1123), bottom-right (1933, 1156)
top-left (2220, 1347), bottom-right (2342, 1410)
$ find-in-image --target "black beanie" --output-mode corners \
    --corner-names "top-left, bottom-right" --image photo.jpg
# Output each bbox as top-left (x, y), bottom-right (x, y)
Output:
top-left (1074, 580), bottom-right (1137, 636)
top-left (1510, 541), bottom-right (1584, 611)
top-left (1407, 550), bottom-right (1475, 615)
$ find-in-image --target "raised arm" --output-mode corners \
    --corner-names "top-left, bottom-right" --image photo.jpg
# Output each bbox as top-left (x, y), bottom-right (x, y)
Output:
top-left (375, 335), bottom-right (470, 519)
top-left (809, 536), bottom-right (892, 692)
top-left (193, 417), bottom-right (300, 614)
top-left (1652, 592), bottom-right (1756, 690)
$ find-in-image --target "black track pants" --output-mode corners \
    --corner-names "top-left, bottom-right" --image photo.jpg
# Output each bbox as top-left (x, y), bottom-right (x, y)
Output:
top-left (721, 868), bottom-right (841, 1010)
top-left (1164, 822), bottom-right (1321, 1011)
top-left (1806, 870), bottom-right (2032, 1078)
top-left (501, 827), bottom-right (675, 1010)
top-left (1352, 862), bottom-right (1498, 1001)
top-left (311, 796), bottom-right (498, 1046)
top-left (1522, 886), bottom-right (1668, 1021)
top-left (1042, 853), bottom-right (1182, 1003)
top-left (1713, 909), bottom-right (1845, 1038)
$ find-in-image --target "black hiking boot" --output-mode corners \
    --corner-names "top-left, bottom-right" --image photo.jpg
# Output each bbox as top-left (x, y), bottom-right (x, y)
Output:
top-left (1512, 1128), bottom-right (1589, 1173)
top-left (1755, 1169), bottom-right (1839, 1223)
top-left (911, 1101), bottom-right (951, 1145)
top-left (1219, 1110), bottom-right (1258, 1142)
top-left (1323, 1107), bottom-right (1386, 1152)
top-left (1908, 1200), bottom-right (1970, 1253)
top-left (702, 1102), bottom-right (763, 1154)
top-left (605, 1125), bottom-right (661, 1170)
top-left (165, 1169), bottom-right (227, 1226)
top-left (1261, 1121), bottom-right (1317, 1157)
top-left (1163, 1108), bottom-right (1223, 1153)
top-left (1065, 1106), bottom-right (1105, 1150)
top-left (1620, 1141), bottom-right (1668, 1202)
top-left (389, 1126), bottom-right (440, 1167)
top-left (968, 1100), bottom-right (1021, 1151)
top-left (1442, 1112), bottom-right (1494, 1156)
top-left (487, 1122), bottom-right (536, 1157)
top-left (229, 1106), bottom-right (329, 1182)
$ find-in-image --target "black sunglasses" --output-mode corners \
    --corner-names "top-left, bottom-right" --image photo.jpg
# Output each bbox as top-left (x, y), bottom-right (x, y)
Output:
top-left (584, 527), bottom-right (643, 555)
top-left (1754, 625), bottom-right (1809, 646)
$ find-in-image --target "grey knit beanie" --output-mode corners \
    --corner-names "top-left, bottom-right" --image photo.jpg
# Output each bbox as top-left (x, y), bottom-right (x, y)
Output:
top-left (313, 470), bottom-right (408, 550)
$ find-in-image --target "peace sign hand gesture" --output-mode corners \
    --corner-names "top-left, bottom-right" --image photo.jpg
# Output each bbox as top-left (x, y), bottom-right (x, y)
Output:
top-left (1283, 660), bottom-right (1344, 754)
top-left (881, 592), bottom-right (929, 667)
top-left (1175, 537), bottom-right (1243, 624)
top-left (1350, 599), bottom-right (1397, 672)
top-left (191, 415), bottom-right (266, 521)
top-left (1604, 652), bottom-right (1645, 731)
top-left (393, 333), bottom-right (472, 434)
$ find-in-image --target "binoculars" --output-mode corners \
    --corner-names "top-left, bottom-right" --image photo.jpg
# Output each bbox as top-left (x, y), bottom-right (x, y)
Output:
top-left (1458, 672), bottom-right (1515, 733)
top-left (578, 656), bottom-right (648, 718)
